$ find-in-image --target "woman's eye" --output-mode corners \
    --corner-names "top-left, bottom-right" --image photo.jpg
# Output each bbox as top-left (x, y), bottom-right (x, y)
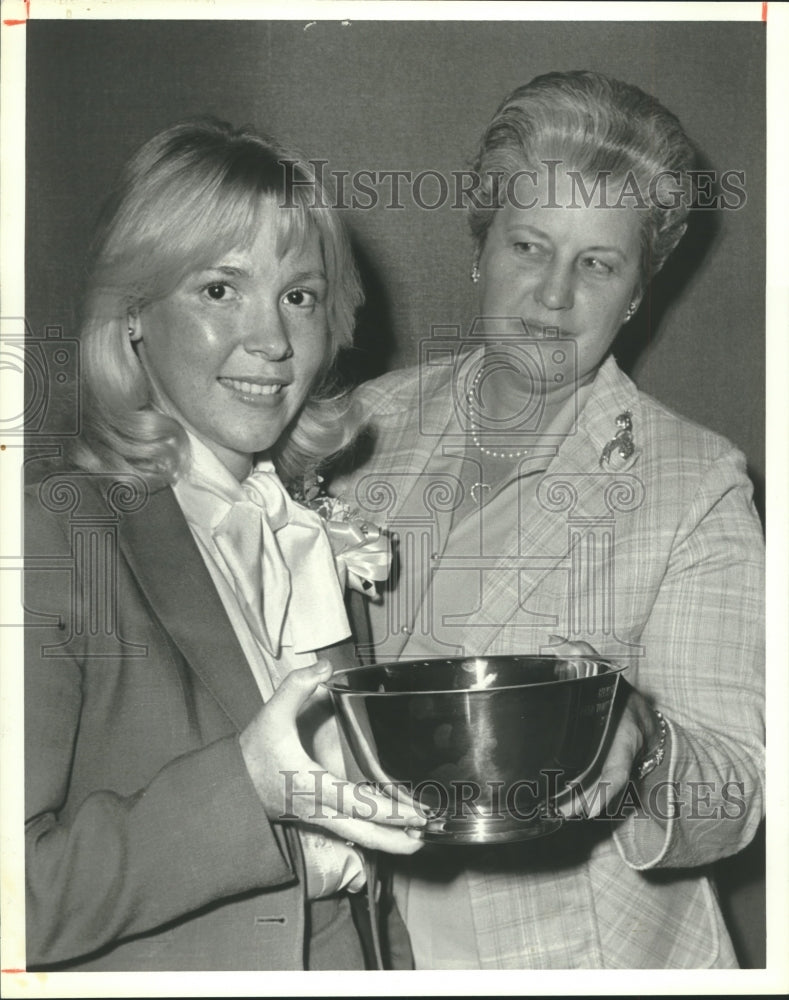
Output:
top-left (514, 241), bottom-right (539, 253)
top-left (581, 256), bottom-right (614, 275)
top-left (203, 282), bottom-right (233, 301)
top-left (283, 288), bottom-right (318, 308)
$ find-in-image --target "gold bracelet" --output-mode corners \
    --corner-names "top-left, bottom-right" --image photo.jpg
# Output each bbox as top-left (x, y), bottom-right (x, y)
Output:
top-left (634, 709), bottom-right (667, 781)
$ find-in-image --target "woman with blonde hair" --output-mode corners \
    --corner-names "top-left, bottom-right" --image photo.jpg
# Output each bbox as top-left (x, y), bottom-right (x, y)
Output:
top-left (24, 118), bottom-right (423, 971)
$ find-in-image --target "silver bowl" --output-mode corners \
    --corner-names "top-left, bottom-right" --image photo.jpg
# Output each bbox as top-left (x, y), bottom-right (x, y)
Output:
top-left (324, 655), bottom-right (625, 844)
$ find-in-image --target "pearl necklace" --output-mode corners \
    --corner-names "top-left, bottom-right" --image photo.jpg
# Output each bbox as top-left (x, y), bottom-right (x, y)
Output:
top-left (466, 369), bottom-right (530, 460)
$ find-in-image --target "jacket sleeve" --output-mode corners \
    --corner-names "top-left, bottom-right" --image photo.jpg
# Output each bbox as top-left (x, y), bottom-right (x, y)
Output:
top-left (613, 445), bottom-right (765, 869)
top-left (24, 495), bottom-right (297, 967)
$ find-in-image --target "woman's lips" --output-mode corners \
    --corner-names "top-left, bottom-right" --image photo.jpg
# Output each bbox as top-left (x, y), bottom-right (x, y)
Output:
top-left (521, 319), bottom-right (571, 338)
top-left (218, 377), bottom-right (285, 396)
top-left (473, 316), bottom-right (572, 338)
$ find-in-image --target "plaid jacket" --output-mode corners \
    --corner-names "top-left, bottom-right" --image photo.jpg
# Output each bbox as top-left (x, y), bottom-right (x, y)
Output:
top-left (332, 354), bottom-right (765, 968)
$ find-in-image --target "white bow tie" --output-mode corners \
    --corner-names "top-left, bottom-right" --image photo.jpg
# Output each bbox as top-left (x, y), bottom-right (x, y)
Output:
top-left (212, 468), bottom-right (293, 655)
top-left (175, 455), bottom-right (350, 658)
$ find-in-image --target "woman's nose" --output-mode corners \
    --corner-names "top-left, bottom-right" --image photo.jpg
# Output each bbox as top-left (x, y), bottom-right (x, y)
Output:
top-left (243, 305), bottom-right (294, 360)
top-left (535, 259), bottom-right (575, 311)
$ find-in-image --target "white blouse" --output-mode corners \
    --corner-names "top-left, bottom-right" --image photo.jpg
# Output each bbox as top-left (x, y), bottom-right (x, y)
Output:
top-left (173, 433), bottom-right (364, 897)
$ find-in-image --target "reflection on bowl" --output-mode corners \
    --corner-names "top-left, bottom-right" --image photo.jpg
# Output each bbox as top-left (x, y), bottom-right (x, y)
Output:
top-left (324, 655), bottom-right (625, 844)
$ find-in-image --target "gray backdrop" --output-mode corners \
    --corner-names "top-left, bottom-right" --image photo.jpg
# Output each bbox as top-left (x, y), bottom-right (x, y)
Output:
top-left (24, 17), bottom-right (765, 967)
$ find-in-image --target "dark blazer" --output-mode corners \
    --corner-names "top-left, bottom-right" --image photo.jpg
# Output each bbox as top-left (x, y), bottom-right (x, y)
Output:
top-left (23, 468), bottom-right (396, 971)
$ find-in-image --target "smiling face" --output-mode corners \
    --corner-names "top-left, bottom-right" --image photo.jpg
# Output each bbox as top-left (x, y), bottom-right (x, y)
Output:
top-left (133, 205), bottom-right (330, 479)
top-left (477, 168), bottom-right (643, 394)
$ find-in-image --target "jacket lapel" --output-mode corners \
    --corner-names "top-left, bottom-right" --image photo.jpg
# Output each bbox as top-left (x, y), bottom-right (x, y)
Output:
top-left (353, 373), bottom-right (460, 660)
top-left (374, 375), bottom-right (458, 525)
top-left (471, 357), bottom-right (645, 654)
top-left (400, 357), bottom-right (645, 657)
top-left (119, 483), bottom-right (263, 731)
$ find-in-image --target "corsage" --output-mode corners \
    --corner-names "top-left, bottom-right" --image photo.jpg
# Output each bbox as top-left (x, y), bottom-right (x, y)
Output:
top-left (290, 473), bottom-right (392, 601)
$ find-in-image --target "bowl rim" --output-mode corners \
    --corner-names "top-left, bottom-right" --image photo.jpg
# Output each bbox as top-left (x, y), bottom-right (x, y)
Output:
top-left (321, 654), bottom-right (627, 697)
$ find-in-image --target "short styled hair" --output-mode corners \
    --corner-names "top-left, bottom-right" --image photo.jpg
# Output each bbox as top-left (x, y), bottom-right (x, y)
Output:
top-left (70, 118), bottom-right (363, 486)
top-left (468, 70), bottom-right (696, 291)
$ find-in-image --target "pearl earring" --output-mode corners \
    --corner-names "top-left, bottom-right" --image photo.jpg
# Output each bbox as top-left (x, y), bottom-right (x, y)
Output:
top-left (471, 263), bottom-right (480, 284)
top-left (623, 301), bottom-right (638, 323)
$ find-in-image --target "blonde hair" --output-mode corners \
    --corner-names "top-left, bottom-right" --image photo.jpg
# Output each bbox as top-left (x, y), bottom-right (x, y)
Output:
top-left (469, 71), bottom-right (696, 292)
top-left (69, 118), bottom-right (363, 487)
